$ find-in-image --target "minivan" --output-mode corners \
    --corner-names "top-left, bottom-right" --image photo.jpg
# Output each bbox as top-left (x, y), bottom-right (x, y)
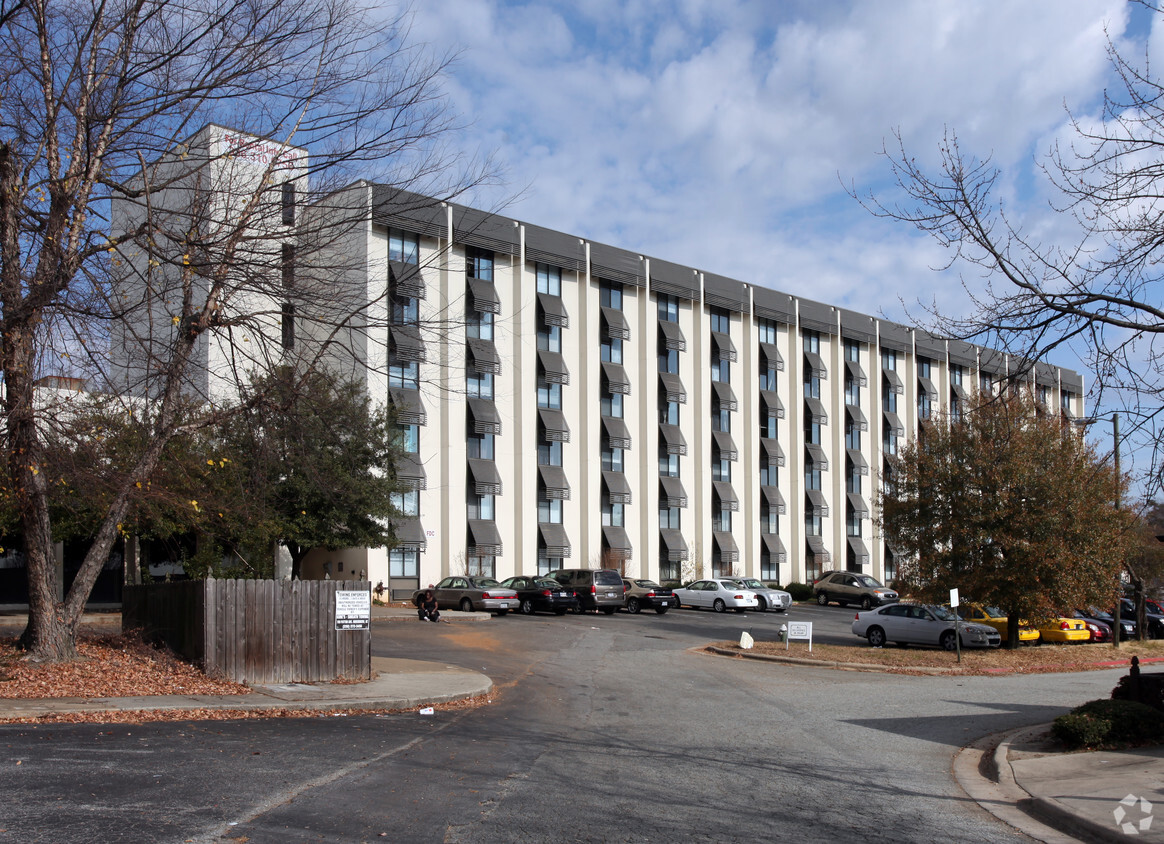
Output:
top-left (549, 568), bottom-right (624, 613)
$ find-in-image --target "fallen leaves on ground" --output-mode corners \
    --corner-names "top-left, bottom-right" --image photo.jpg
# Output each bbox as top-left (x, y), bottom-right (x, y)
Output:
top-left (711, 639), bottom-right (1164, 675)
top-left (0, 632), bottom-right (250, 699)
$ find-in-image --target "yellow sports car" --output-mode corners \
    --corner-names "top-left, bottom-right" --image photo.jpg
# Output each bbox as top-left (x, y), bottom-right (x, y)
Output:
top-left (1036, 617), bottom-right (1090, 644)
top-left (956, 603), bottom-right (1040, 643)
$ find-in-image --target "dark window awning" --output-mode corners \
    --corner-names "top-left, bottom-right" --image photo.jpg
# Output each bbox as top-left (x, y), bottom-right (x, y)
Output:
top-left (467, 278), bottom-right (500, 314)
top-left (539, 464), bottom-right (570, 499)
top-left (713, 531), bottom-right (739, 563)
top-left (602, 362), bottom-right (631, 395)
top-left (660, 529), bottom-right (689, 562)
top-left (762, 533), bottom-right (787, 562)
top-left (761, 437), bottom-right (785, 468)
top-left (389, 387), bottom-right (427, 425)
top-left (602, 526), bottom-right (632, 558)
top-left (805, 444), bottom-right (829, 471)
top-left (602, 306), bottom-right (630, 340)
top-left (467, 519), bottom-right (502, 556)
top-left (537, 292), bottom-right (569, 328)
top-left (847, 448), bottom-right (868, 475)
top-left (393, 517), bottom-right (427, 553)
top-left (711, 331), bottom-right (737, 362)
top-left (396, 453), bottom-right (426, 490)
top-left (952, 383), bottom-right (970, 400)
top-left (712, 430), bottom-right (738, 461)
top-left (538, 524), bottom-right (571, 558)
top-left (760, 484), bottom-right (786, 514)
top-left (806, 489), bottom-right (830, 516)
top-left (805, 397), bottom-right (828, 425)
top-left (468, 458), bottom-right (502, 495)
top-left (659, 476), bottom-right (687, 508)
top-left (761, 390), bottom-right (785, 420)
top-left (539, 408), bottom-right (570, 443)
top-left (711, 380), bottom-right (737, 411)
top-left (602, 470), bottom-right (632, 504)
top-left (660, 424), bottom-right (687, 455)
top-left (538, 349), bottom-right (570, 385)
top-left (847, 536), bottom-right (870, 565)
top-left (806, 535), bottom-right (831, 562)
top-left (389, 324), bottom-right (426, 363)
top-left (659, 372), bottom-right (687, 404)
top-left (845, 359), bottom-right (868, 387)
top-left (466, 338), bottom-right (501, 375)
top-left (847, 493), bottom-right (869, 520)
top-left (389, 260), bottom-right (425, 299)
top-left (846, 404), bottom-right (868, 431)
top-left (602, 416), bottom-right (631, 450)
top-left (760, 342), bottom-right (784, 371)
top-left (659, 319), bottom-right (686, 351)
top-left (467, 398), bottom-right (501, 435)
top-left (712, 481), bottom-right (738, 511)
top-left (804, 351), bottom-right (827, 379)
top-left (883, 369), bottom-right (904, 395)
top-left (884, 411), bottom-right (905, 437)
top-left (918, 377), bottom-right (938, 400)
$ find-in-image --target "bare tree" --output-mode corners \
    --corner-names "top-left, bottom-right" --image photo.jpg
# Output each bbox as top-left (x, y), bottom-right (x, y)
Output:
top-left (854, 10), bottom-right (1164, 492)
top-left (0, 0), bottom-right (492, 662)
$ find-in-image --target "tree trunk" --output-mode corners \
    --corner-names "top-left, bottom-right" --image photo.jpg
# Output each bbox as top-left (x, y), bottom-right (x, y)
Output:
top-left (1006, 615), bottom-right (1021, 650)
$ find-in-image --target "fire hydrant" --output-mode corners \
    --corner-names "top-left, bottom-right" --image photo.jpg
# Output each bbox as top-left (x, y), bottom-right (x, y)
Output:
top-left (778, 623), bottom-right (788, 643)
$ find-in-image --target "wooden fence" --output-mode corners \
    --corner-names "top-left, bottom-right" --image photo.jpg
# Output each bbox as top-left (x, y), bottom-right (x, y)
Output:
top-left (122, 578), bottom-right (371, 684)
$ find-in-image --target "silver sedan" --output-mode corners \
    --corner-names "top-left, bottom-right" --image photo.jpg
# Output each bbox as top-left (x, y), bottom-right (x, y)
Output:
top-left (726, 578), bottom-right (791, 612)
top-left (852, 603), bottom-right (1002, 650)
top-left (418, 576), bottom-right (518, 615)
top-left (672, 579), bottom-right (759, 613)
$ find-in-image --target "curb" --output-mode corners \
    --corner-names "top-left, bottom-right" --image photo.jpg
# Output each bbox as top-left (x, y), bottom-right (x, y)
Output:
top-left (703, 645), bottom-right (959, 674)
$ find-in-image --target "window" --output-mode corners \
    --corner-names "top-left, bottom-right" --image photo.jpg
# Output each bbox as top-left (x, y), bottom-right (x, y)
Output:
top-left (658, 294), bottom-right (679, 322)
top-left (760, 552), bottom-right (778, 582)
top-left (601, 391), bottom-right (624, 418)
top-left (466, 556), bottom-right (495, 577)
top-left (536, 263), bottom-right (561, 296)
top-left (467, 492), bottom-right (495, 521)
top-left (466, 309), bottom-right (493, 340)
top-left (1061, 389), bottom-right (1075, 412)
top-left (281, 243), bottom-right (295, 290)
top-left (804, 371), bottom-right (820, 400)
top-left (803, 330), bottom-right (820, 354)
top-left (882, 380), bottom-right (897, 413)
top-left (659, 554), bottom-right (679, 584)
top-left (759, 412), bottom-right (776, 439)
top-left (881, 349), bottom-right (897, 371)
top-left (538, 556), bottom-right (561, 576)
top-left (659, 506), bottom-right (681, 529)
top-left (538, 496), bottom-right (562, 524)
top-left (710, 357), bottom-right (730, 383)
top-left (391, 490), bottom-right (419, 516)
top-left (466, 370), bottom-right (494, 399)
top-left (389, 228), bottom-right (419, 265)
top-left (281, 182), bottom-right (296, 225)
top-left (392, 295), bottom-right (419, 325)
top-left (845, 376), bottom-right (858, 406)
top-left (714, 504), bottom-right (732, 533)
top-left (805, 509), bottom-right (822, 537)
top-left (467, 432), bottom-right (494, 460)
top-left (804, 461), bottom-right (821, 491)
top-left (389, 359), bottom-right (418, 389)
top-left (759, 460), bottom-right (777, 487)
top-left (709, 307), bottom-right (730, 334)
top-left (601, 281), bottom-right (622, 309)
top-left (847, 505), bottom-right (862, 537)
top-left (601, 336), bottom-right (623, 363)
top-left (760, 502), bottom-right (778, 534)
top-left (537, 323), bottom-right (561, 352)
top-left (1037, 385), bottom-right (1050, 406)
top-left (537, 377), bottom-right (562, 410)
top-left (845, 340), bottom-right (860, 363)
top-left (980, 371), bottom-right (993, 393)
top-left (602, 446), bottom-right (624, 472)
top-left (658, 346), bottom-right (680, 374)
top-left (846, 463), bottom-right (862, 494)
top-left (390, 549), bottom-right (418, 578)
top-left (660, 397), bottom-right (680, 426)
top-left (538, 438), bottom-right (563, 467)
top-left (281, 302), bottom-right (295, 350)
top-left (757, 319), bottom-right (778, 344)
top-left (918, 390), bottom-right (932, 420)
top-left (883, 427), bottom-right (898, 456)
top-left (845, 420), bottom-right (861, 451)
top-left (466, 246), bottom-right (493, 281)
top-left (805, 419), bottom-right (822, 446)
top-left (712, 454), bottom-right (732, 483)
top-left (711, 402), bottom-right (730, 433)
top-left (659, 449), bottom-right (680, 478)
top-left (602, 492), bottom-right (625, 527)
top-left (951, 365), bottom-right (964, 387)
top-left (398, 424), bottom-right (420, 454)
top-left (760, 363), bottom-right (778, 391)
top-left (918, 357), bottom-right (931, 379)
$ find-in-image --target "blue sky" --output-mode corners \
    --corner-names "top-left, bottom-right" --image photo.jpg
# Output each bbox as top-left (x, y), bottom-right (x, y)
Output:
top-left (406, 0), bottom-right (1154, 477)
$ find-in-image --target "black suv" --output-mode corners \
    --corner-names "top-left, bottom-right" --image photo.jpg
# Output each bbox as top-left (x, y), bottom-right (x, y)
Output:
top-left (549, 568), bottom-right (625, 614)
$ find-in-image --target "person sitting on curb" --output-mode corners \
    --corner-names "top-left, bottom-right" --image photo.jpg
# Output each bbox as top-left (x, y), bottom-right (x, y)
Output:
top-left (418, 590), bottom-right (441, 623)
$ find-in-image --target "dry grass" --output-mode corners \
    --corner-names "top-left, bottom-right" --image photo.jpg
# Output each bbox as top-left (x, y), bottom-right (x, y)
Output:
top-left (712, 638), bottom-right (1164, 675)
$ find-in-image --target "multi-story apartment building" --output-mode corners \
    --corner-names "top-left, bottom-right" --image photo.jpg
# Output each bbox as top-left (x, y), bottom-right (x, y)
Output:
top-left (112, 128), bottom-right (1086, 596)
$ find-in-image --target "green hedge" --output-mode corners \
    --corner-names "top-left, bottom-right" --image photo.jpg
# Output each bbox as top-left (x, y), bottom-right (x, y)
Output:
top-left (1052, 698), bottom-right (1164, 749)
top-left (782, 582), bottom-right (814, 602)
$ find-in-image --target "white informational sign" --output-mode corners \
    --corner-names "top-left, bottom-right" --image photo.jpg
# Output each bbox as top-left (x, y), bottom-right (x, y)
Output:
top-left (950, 588), bottom-right (960, 608)
top-left (335, 589), bottom-right (371, 631)
top-left (786, 621), bottom-right (814, 652)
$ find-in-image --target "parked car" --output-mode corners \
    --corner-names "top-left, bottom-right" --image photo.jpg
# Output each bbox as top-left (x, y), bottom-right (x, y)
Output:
top-left (1117, 599), bottom-right (1164, 639)
top-left (955, 603), bottom-right (1039, 644)
top-left (852, 603), bottom-right (1001, 650)
top-left (548, 568), bottom-right (625, 614)
top-left (672, 579), bottom-right (759, 613)
top-left (418, 577), bottom-right (518, 615)
top-left (725, 578), bottom-right (791, 612)
top-left (621, 579), bottom-right (674, 614)
top-left (813, 571), bottom-right (898, 609)
top-left (499, 576), bottom-right (579, 615)
top-left (1035, 617), bottom-right (1090, 644)
top-left (1086, 606), bottom-right (1136, 640)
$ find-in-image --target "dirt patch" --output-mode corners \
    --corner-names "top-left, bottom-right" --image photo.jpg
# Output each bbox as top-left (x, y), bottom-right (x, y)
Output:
top-left (710, 639), bottom-right (1164, 675)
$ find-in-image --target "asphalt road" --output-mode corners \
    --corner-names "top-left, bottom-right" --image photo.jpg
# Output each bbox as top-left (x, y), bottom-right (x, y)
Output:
top-left (0, 605), bottom-right (1122, 843)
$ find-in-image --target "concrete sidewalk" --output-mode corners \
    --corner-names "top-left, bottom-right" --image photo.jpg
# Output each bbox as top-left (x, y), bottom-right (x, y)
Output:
top-left (956, 723), bottom-right (1164, 843)
top-left (0, 605), bottom-right (494, 721)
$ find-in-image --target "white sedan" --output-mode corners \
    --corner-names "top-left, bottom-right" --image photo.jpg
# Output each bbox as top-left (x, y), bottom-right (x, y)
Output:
top-left (852, 603), bottom-right (1002, 650)
top-left (672, 579), bottom-right (759, 613)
